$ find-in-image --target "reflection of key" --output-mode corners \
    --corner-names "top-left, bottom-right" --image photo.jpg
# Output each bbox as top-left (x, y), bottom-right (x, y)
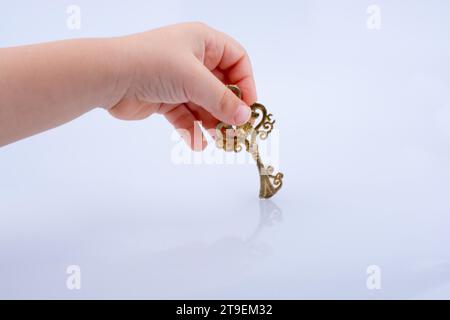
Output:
top-left (215, 85), bottom-right (284, 199)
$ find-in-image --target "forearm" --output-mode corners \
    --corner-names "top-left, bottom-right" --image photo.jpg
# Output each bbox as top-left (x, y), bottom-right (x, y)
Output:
top-left (0, 38), bottom-right (127, 146)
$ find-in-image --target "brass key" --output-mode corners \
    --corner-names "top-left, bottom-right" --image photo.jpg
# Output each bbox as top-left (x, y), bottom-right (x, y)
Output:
top-left (215, 85), bottom-right (284, 199)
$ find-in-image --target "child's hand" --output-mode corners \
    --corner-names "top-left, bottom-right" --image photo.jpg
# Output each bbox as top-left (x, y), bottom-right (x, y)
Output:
top-left (107, 22), bottom-right (257, 150)
top-left (0, 22), bottom-right (255, 148)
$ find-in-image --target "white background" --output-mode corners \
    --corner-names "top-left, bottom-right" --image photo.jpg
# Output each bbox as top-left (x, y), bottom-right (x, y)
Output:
top-left (1, 0), bottom-right (450, 298)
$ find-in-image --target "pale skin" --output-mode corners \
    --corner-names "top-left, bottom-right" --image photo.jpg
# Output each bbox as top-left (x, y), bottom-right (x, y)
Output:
top-left (0, 22), bottom-right (257, 149)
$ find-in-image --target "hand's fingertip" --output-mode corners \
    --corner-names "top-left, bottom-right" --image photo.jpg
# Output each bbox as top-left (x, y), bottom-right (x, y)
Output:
top-left (191, 137), bottom-right (207, 152)
top-left (239, 83), bottom-right (258, 106)
top-left (233, 104), bottom-right (251, 125)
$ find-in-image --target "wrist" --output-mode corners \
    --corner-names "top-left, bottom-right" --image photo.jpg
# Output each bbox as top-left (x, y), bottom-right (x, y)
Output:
top-left (98, 36), bottom-right (135, 110)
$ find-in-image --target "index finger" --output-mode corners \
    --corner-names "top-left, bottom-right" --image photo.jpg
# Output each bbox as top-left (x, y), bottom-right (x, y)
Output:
top-left (219, 32), bottom-right (257, 106)
top-left (202, 29), bottom-right (257, 106)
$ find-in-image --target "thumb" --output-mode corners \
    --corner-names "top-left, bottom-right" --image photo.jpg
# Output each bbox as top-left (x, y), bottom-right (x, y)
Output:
top-left (185, 60), bottom-right (251, 125)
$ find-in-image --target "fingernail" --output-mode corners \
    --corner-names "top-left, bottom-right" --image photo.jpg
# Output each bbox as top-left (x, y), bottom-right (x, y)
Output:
top-left (234, 104), bottom-right (251, 125)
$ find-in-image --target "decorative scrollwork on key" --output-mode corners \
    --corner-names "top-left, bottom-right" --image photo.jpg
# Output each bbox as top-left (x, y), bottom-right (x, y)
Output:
top-left (215, 85), bottom-right (284, 199)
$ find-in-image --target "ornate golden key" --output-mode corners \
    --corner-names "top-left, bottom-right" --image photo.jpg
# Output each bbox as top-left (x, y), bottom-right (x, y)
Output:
top-left (215, 85), bottom-right (284, 199)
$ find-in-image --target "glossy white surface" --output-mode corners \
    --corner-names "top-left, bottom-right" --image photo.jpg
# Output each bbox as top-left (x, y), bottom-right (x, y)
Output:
top-left (1, 0), bottom-right (450, 299)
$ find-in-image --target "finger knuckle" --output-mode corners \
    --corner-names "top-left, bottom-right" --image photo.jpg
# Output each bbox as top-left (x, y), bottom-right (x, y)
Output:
top-left (217, 88), bottom-right (234, 119)
top-left (188, 21), bottom-right (210, 32)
